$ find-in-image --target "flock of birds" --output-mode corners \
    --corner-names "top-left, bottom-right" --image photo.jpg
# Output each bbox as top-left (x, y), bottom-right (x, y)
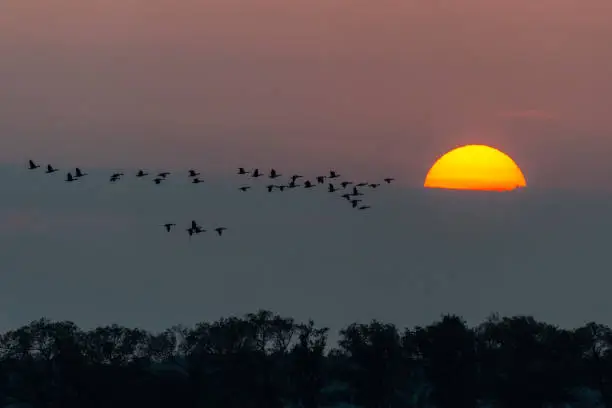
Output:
top-left (26, 159), bottom-right (395, 239)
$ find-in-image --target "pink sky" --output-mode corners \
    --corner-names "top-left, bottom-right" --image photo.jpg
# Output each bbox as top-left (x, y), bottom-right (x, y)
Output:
top-left (1, 1), bottom-right (611, 188)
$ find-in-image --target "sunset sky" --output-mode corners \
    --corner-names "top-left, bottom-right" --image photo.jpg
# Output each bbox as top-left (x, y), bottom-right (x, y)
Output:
top-left (1, 1), bottom-right (612, 337)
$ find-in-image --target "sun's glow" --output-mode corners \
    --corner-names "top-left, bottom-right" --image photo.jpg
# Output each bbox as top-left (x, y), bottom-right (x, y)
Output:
top-left (424, 145), bottom-right (527, 191)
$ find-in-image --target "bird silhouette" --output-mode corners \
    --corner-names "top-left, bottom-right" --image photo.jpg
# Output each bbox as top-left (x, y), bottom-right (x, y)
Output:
top-left (153, 177), bottom-right (164, 184)
top-left (74, 168), bottom-right (88, 178)
top-left (340, 181), bottom-right (353, 188)
top-left (329, 170), bottom-right (340, 179)
top-left (328, 183), bottom-right (337, 193)
top-left (188, 169), bottom-right (200, 177)
top-left (304, 180), bottom-right (315, 189)
top-left (187, 227), bottom-right (195, 237)
top-left (163, 223), bottom-right (176, 232)
top-left (351, 187), bottom-right (363, 196)
top-left (65, 172), bottom-right (77, 182)
top-left (288, 181), bottom-right (301, 188)
top-left (191, 220), bottom-right (200, 230)
top-left (192, 178), bottom-right (204, 184)
top-left (358, 205), bottom-right (371, 210)
top-left (269, 169), bottom-right (281, 178)
top-left (356, 182), bottom-right (368, 187)
top-left (351, 199), bottom-right (362, 208)
top-left (158, 172), bottom-right (170, 178)
top-left (316, 176), bottom-right (326, 184)
top-left (369, 183), bottom-right (380, 188)
top-left (266, 185), bottom-right (276, 192)
top-left (384, 178), bottom-right (395, 184)
top-left (45, 165), bottom-right (58, 174)
top-left (239, 186), bottom-right (251, 192)
top-left (290, 174), bottom-right (303, 182)
top-left (110, 175), bottom-right (121, 183)
top-left (214, 227), bottom-right (227, 236)
top-left (136, 170), bottom-right (148, 177)
top-left (251, 169), bottom-right (262, 177)
top-left (238, 167), bottom-right (249, 175)
top-left (277, 185), bottom-right (286, 191)
top-left (193, 226), bottom-right (205, 234)
top-left (28, 160), bottom-right (40, 170)
top-left (111, 172), bottom-right (124, 178)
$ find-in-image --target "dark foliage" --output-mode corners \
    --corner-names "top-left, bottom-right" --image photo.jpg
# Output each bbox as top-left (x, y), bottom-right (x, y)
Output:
top-left (0, 311), bottom-right (609, 407)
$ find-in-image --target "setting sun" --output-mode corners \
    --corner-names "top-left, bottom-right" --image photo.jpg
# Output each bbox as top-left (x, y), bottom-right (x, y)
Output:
top-left (424, 145), bottom-right (527, 191)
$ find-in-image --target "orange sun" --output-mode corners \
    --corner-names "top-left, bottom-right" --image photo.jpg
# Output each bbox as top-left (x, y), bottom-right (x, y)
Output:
top-left (424, 144), bottom-right (527, 191)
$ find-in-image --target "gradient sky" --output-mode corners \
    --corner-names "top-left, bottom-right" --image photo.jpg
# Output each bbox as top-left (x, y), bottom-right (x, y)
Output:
top-left (1, 1), bottom-right (612, 339)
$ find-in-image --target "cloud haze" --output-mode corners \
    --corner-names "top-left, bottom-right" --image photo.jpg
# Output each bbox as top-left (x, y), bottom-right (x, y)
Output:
top-left (1, 167), bottom-right (612, 339)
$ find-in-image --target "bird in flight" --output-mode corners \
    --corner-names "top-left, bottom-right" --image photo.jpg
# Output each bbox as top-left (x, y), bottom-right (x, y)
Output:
top-left (269, 169), bottom-right (281, 179)
top-left (136, 170), bottom-right (148, 177)
top-left (369, 183), bottom-right (380, 188)
top-left (351, 187), bottom-right (363, 196)
top-left (384, 178), bottom-right (395, 184)
top-left (163, 223), bottom-right (176, 232)
top-left (239, 186), bottom-right (251, 192)
top-left (251, 169), bottom-right (262, 178)
top-left (45, 165), bottom-right (58, 174)
top-left (153, 177), bottom-right (164, 185)
top-left (238, 167), bottom-right (249, 175)
top-left (340, 181), bottom-right (353, 188)
top-left (110, 173), bottom-right (123, 183)
top-left (214, 227), bottom-right (227, 236)
top-left (266, 185), bottom-right (276, 192)
top-left (355, 182), bottom-right (368, 187)
top-left (304, 180), bottom-right (315, 189)
top-left (28, 160), bottom-right (40, 170)
top-left (350, 199), bottom-right (362, 208)
top-left (192, 177), bottom-right (204, 184)
top-left (65, 172), bottom-right (77, 182)
top-left (74, 168), bottom-right (88, 178)
top-left (328, 183), bottom-right (337, 193)
top-left (329, 170), bottom-right (340, 179)
top-left (316, 176), bottom-right (326, 184)
top-left (358, 205), bottom-right (371, 210)
top-left (158, 172), bottom-right (170, 178)
top-left (188, 169), bottom-right (200, 177)
top-left (187, 222), bottom-right (205, 236)
top-left (290, 174), bottom-right (303, 183)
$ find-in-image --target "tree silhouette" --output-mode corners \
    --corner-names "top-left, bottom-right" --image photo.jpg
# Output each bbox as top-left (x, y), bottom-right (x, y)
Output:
top-left (411, 314), bottom-right (478, 408)
top-left (477, 314), bottom-right (579, 408)
top-left (288, 319), bottom-right (329, 408)
top-left (0, 311), bottom-right (607, 407)
top-left (336, 320), bottom-right (405, 408)
top-left (574, 322), bottom-right (612, 407)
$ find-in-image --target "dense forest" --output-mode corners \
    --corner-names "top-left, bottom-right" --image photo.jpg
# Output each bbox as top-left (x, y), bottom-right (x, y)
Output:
top-left (0, 310), bottom-right (609, 407)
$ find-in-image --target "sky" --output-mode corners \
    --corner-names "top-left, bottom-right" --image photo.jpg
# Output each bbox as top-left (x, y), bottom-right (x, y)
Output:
top-left (1, 1), bottom-right (612, 340)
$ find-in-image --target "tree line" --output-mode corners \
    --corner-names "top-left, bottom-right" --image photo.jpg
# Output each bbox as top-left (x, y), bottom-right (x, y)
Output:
top-left (0, 310), bottom-right (610, 407)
